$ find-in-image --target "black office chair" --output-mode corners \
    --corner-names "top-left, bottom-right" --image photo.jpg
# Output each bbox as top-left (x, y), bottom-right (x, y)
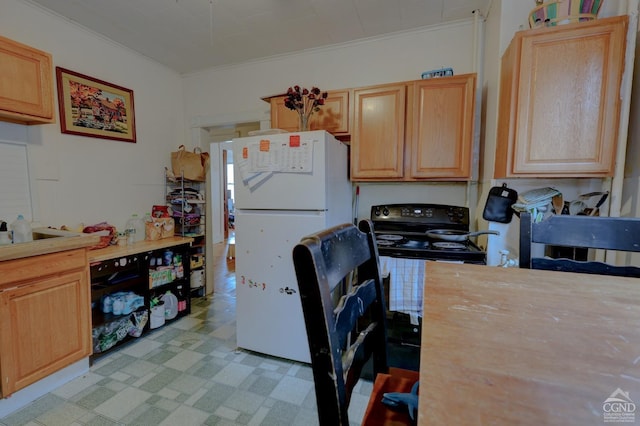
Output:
top-left (293, 220), bottom-right (420, 426)
top-left (519, 212), bottom-right (640, 277)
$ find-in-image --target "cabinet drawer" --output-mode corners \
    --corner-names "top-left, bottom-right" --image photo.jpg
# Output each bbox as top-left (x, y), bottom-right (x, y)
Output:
top-left (0, 249), bottom-right (87, 289)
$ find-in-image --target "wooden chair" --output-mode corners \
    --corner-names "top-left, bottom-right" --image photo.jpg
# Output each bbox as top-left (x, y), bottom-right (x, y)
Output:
top-left (519, 212), bottom-right (640, 277)
top-left (293, 220), bottom-right (420, 426)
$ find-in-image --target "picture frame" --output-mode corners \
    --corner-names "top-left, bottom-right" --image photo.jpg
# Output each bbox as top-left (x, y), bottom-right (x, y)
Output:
top-left (56, 67), bottom-right (136, 143)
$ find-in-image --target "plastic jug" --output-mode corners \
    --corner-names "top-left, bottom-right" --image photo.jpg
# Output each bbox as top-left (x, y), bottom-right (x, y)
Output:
top-left (11, 215), bottom-right (32, 243)
top-left (163, 290), bottom-right (179, 320)
top-left (125, 215), bottom-right (137, 245)
top-left (134, 214), bottom-right (146, 242)
top-left (125, 214), bottom-right (145, 244)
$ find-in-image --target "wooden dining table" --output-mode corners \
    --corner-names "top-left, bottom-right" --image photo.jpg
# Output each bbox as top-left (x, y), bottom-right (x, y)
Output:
top-left (418, 261), bottom-right (640, 425)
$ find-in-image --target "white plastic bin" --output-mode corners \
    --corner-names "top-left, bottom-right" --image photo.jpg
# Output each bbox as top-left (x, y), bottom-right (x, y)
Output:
top-left (150, 305), bottom-right (165, 329)
top-left (190, 269), bottom-right (204, 289)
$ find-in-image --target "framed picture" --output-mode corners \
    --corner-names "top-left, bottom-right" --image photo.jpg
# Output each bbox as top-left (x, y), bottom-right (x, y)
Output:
top-left (56, 67), bottom-right (136, 143)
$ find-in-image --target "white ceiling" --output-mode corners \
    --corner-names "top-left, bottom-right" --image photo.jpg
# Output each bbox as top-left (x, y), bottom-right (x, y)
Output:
top-left (26, 0), bottom-right (493, 74)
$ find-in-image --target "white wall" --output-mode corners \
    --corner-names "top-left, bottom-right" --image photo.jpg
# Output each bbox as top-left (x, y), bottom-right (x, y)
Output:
top-left (183, 21), bottom-right (477, 118)
top-left (1, 0), bottom-right (185, 231)
top-left (182, 20), bottom-right (479, 223)
top-left (3, 0), bottom-right (636, 256)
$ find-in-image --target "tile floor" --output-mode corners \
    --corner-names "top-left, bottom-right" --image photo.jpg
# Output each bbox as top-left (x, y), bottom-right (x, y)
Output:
top-left (0, 292), bottom-right (372, 426)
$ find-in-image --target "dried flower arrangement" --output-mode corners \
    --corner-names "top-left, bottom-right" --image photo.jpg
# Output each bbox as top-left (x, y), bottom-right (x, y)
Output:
top-left (283, 85), bottom-right (328, 131)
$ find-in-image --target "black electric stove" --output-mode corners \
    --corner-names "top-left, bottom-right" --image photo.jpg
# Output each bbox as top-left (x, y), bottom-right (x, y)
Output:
top-left (370, 203), bottom-right (487, 264)
top-left (361, 203), bottom-right (488, 379)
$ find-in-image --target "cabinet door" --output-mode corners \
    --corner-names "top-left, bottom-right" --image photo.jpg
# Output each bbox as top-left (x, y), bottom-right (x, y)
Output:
top-left (0, 270), bottom-right (91, 396)
top-left (269, 96), bottom-right (299, 132)
top-left (270, 90), bottom-right (349, 135)
top-left (495, 16), bottom-right (627, 177)
top-left (409, 74), bottom-right (475, 179)
top-left (312, 90), bottom-right (349, 135)
top-left (351, 83), bottom-right (406, 180)
top-left (0, 35), bottom-right (54, 124)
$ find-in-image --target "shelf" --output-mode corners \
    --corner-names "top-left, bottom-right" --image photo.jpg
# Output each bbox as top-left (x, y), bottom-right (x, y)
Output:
top-left (166, 169), bottom-right (205, 300)
top-left (149, 278), bottom-right (189, 292)
top-left (190, 286), bottom-right (205, 297)
top-left (89, 240), bottom-right (192, 362)
top-left (167, 198), bottom-right (205, 204)
top-left (92, 306), bottom-right (147, 330)
top-left (91, 277), bottom-right (146, 303)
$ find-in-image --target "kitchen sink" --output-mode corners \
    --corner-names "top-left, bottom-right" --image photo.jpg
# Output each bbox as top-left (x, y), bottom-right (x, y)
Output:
top-left (31, 227), bottom-right (83, 240)
top-left (0, 227), bottom-right (98, 262)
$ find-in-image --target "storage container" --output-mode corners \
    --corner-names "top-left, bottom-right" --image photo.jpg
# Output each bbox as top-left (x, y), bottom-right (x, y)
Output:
top-left (10, 214), bottom-right (32, 243)
top-left (190, 269), bottom-right (204, 289)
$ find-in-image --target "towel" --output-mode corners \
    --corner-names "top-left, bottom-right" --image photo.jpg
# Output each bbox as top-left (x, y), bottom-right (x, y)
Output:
top-left (379, 257), bottom-right (425, 323)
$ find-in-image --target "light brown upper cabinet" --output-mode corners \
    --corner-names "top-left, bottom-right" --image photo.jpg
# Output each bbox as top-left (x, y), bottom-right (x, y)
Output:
top-left (495, 16), bottom-right (627, 178)
top-left (0, 35), bottom-right (55, 125)
top-left (268, 90), bottom-right (349, 136)
top-left (351, 74), bottom-right (476, 181)
top-left (409, 74), bottom-right (476, 179)
top-left (351, 83), bottom-right (407, 179)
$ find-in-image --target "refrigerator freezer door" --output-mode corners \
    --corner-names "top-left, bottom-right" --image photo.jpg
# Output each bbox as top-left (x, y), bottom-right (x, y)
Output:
top-left (235, 209), bottom-right (331, 363)
top-left (233, 130), bottom-right (347, 211)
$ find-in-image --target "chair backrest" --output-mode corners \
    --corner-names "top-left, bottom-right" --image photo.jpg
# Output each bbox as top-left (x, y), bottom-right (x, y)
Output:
top-left (292, 220), bottom-right (389, 426)
top-left (519, 212), bottom-right (640, 277)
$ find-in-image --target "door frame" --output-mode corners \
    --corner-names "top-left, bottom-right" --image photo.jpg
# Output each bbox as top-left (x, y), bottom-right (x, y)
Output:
top-left (189, 109), bottom-right (269, 294)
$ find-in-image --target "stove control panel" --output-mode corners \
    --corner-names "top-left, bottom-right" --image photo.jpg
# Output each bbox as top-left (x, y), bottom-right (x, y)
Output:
top-left (371, 204), bottom-right (469, 226)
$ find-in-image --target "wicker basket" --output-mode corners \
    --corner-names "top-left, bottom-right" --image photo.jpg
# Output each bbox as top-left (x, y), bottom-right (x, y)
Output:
top-left (529, 0), bottom-right (604, 28)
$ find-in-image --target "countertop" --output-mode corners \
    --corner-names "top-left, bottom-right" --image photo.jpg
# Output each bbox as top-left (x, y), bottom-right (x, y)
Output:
top-left (0, 234), bottom-right (194, 263)
top-left (419, 262), bottom-right (640, 425)
top-left (88, 237), bottom-right (194, 262)
top-left (0, 234), bottom-right (101, 262)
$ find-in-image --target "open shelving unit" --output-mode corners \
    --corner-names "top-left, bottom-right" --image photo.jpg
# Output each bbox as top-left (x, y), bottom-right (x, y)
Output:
top-left (165, 170), bottom-right (206, 297)
top-left (89, 240), bottom-right (192, 361)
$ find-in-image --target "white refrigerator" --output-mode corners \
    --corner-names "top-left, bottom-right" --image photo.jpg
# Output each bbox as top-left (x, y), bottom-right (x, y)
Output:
top-left (233, 130), bottom-right (352, 363)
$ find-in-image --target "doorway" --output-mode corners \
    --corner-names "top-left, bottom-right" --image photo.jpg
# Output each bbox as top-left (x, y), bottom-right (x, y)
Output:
top-left (207, 122), bottom-right (259, 235)
top-left (189, 107), bottom-right (268, 295)
top-left (205, 122), bottom-right (260, 294)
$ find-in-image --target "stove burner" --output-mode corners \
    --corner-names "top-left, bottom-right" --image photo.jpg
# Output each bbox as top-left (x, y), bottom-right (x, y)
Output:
top-left (400, 240), bottom-right (430, 249)
top-left (432, 241), bottom-right (467, 250)
top-left (378, 234), bottom-right (404, 241)
top-left (376, 240), bottom-right (396, 247)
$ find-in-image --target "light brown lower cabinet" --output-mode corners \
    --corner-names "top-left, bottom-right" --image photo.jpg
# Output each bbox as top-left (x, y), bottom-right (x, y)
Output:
top-left (0, 249), bottom-right (91, 397)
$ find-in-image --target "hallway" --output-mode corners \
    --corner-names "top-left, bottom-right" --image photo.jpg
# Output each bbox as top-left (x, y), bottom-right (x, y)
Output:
top-left (0, 240), bottom-right (371, 426)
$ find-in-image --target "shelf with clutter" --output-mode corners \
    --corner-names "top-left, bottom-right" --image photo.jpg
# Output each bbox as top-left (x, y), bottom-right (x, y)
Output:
top-left (165, 168), bottom-right (206, 297)
top-left (88, 238), bottom-right (192, 361)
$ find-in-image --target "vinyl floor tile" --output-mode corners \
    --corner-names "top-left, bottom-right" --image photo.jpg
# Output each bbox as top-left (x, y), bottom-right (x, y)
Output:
top-left (0, 255), bottom-right (372, 426)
